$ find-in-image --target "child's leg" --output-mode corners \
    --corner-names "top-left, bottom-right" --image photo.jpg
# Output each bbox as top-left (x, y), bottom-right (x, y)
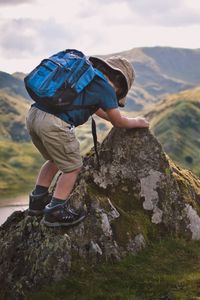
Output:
top-left (53, 167), bottom-right (81, 200)
top-left (36, 160), bottom-right (59, 188)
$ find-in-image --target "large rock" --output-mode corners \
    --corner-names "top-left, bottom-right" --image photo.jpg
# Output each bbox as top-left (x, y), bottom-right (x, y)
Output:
top-left (0, 127), bottom-right (200, 299)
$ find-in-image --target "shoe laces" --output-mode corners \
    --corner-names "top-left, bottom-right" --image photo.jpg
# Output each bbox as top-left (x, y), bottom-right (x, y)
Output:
top-left (64, 205), bottom-right (78, 215)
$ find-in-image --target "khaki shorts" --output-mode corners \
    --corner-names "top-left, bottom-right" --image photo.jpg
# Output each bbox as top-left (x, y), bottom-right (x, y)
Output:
top-left (26, 107), bottom-right (83, 173)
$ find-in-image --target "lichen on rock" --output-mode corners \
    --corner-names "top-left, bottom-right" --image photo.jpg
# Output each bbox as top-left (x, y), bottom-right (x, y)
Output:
top-left (140, 169), bottom-right (163, 223)
top-left (185, 204), bottom-right (200, 240)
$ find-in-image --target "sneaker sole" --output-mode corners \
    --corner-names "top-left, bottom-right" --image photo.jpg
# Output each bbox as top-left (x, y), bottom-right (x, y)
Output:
top-left (43, 215), bottom-right (86, 227)
top-left (28, 209), bottom-right (44, 216)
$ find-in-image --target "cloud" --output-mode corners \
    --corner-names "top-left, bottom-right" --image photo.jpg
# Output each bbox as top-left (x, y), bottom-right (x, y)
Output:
top-left (0, 15), bottom-right (112, 62)
top-left (127, 0), bottom-right (181, 14)
top-left (0, 18), bottom-right (75, 59)
top-left (0, 0), bottom-right (200, 74)
top-left (0, 0), bottom-right (34, 6)
top-left (125, 0), bottom-right (200, 27)
top-left (92, 0), bottom-right (200, 27)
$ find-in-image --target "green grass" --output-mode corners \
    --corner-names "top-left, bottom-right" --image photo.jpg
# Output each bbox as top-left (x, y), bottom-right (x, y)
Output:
top-left (0, 140), bottom-right (44, 201)
top-left (151, 99), bottom-right (200, 177)
top-left (28, 239), bottom-right (200, 300)
top-left (0, 90), bottom-right (30, 141)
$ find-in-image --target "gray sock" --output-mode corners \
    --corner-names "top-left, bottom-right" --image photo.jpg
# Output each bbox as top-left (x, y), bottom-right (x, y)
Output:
top-left (49, 197), bottom-right (66, 207)
top-left (33, 185), bottom-right (48, 195)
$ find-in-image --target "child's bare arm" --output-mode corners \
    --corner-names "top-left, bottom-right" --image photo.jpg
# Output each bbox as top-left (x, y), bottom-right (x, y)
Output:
top-left (106, 108), bottom-right (149, 128)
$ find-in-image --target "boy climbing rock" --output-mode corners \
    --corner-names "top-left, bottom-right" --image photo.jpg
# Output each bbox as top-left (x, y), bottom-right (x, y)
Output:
top-left (25, 51), bottom-right (149, 227)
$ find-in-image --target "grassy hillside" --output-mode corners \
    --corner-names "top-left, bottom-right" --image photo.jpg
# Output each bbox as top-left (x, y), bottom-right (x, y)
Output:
top-left (0, 140), bottom-right (44, 200)
top-left (29, 238), bottom-right (200, 300)
top-left (0, 91), bottom-right (30, 141)
top-left (0, 91), bottom-right (43, 199)
top-left (147, 86), bottom-right (200, 177)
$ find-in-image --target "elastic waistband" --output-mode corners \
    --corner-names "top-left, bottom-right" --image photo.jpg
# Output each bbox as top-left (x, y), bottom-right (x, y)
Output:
top-left (30, 106), bottom-right (75, 129)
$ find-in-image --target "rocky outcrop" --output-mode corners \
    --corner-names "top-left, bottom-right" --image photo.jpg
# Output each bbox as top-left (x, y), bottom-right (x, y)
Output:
top-left (0, 127), bottom-right (200, 299)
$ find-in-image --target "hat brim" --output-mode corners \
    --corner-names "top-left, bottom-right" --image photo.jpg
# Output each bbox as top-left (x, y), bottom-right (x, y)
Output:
top-left (89, 56), bottom-right (127, 107)
top-left (89, 56), bottom-right (125, 77)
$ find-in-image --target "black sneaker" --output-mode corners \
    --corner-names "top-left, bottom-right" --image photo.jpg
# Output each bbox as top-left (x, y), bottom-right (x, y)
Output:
top-left (43, 203), bottom-right (86, 227)
top-left (28, 191), bottom-right (51, 216)
top-left (44, 199), bottom-right (64, 211)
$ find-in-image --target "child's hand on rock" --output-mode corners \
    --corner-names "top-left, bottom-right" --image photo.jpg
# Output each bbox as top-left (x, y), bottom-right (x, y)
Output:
top-left (132, 117), bottom-right (149, 128)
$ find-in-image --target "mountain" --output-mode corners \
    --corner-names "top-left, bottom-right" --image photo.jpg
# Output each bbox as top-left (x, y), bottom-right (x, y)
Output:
top-left (142, 47), bottom-right (200, 85)
top-left (146, 86), bottom-right (200, 176)
top-left (12, 72), bottom-right (27, 81)
top-left (100, 47), bottom-right (200, 111)
top-left (0, 71), bottom-right (30, 101)
top-left (0, 127), bottom-right (200, 298)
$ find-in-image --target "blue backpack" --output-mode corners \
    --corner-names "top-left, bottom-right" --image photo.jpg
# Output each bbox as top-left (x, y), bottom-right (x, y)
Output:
top-left (24, 49), bottom-right (105, 167)
top-left (24, 49), bottom-right (105, 111)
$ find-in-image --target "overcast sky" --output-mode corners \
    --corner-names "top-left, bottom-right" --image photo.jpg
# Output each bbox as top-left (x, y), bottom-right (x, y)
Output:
top-left (0, 0), bottom-right (200, 73)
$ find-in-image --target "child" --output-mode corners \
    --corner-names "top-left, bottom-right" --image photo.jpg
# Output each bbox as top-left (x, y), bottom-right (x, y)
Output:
top-left (26, 54), bottom-right (149, 227)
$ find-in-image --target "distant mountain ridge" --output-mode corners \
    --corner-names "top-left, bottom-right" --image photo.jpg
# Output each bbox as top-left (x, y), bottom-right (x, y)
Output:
top-left (105, 47), bottom-right (200, 110)
top-left (0, 71), bottom-right (30, 101)
top-left (142, 47), bottom-right (200, 85)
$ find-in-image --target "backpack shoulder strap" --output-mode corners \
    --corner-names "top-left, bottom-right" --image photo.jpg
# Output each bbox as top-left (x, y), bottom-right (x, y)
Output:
top-left (94, 68), bottom-right (108, 82)
top-left (91, 116), bottom-right (100, 169)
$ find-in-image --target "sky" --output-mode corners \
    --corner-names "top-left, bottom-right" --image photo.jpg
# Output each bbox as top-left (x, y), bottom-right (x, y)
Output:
top-left (0, 0), bottom-right (200, 73)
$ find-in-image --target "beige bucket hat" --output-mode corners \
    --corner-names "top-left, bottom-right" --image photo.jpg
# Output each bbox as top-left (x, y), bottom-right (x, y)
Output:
top-left (89, 55), bottom-right (135, 107)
